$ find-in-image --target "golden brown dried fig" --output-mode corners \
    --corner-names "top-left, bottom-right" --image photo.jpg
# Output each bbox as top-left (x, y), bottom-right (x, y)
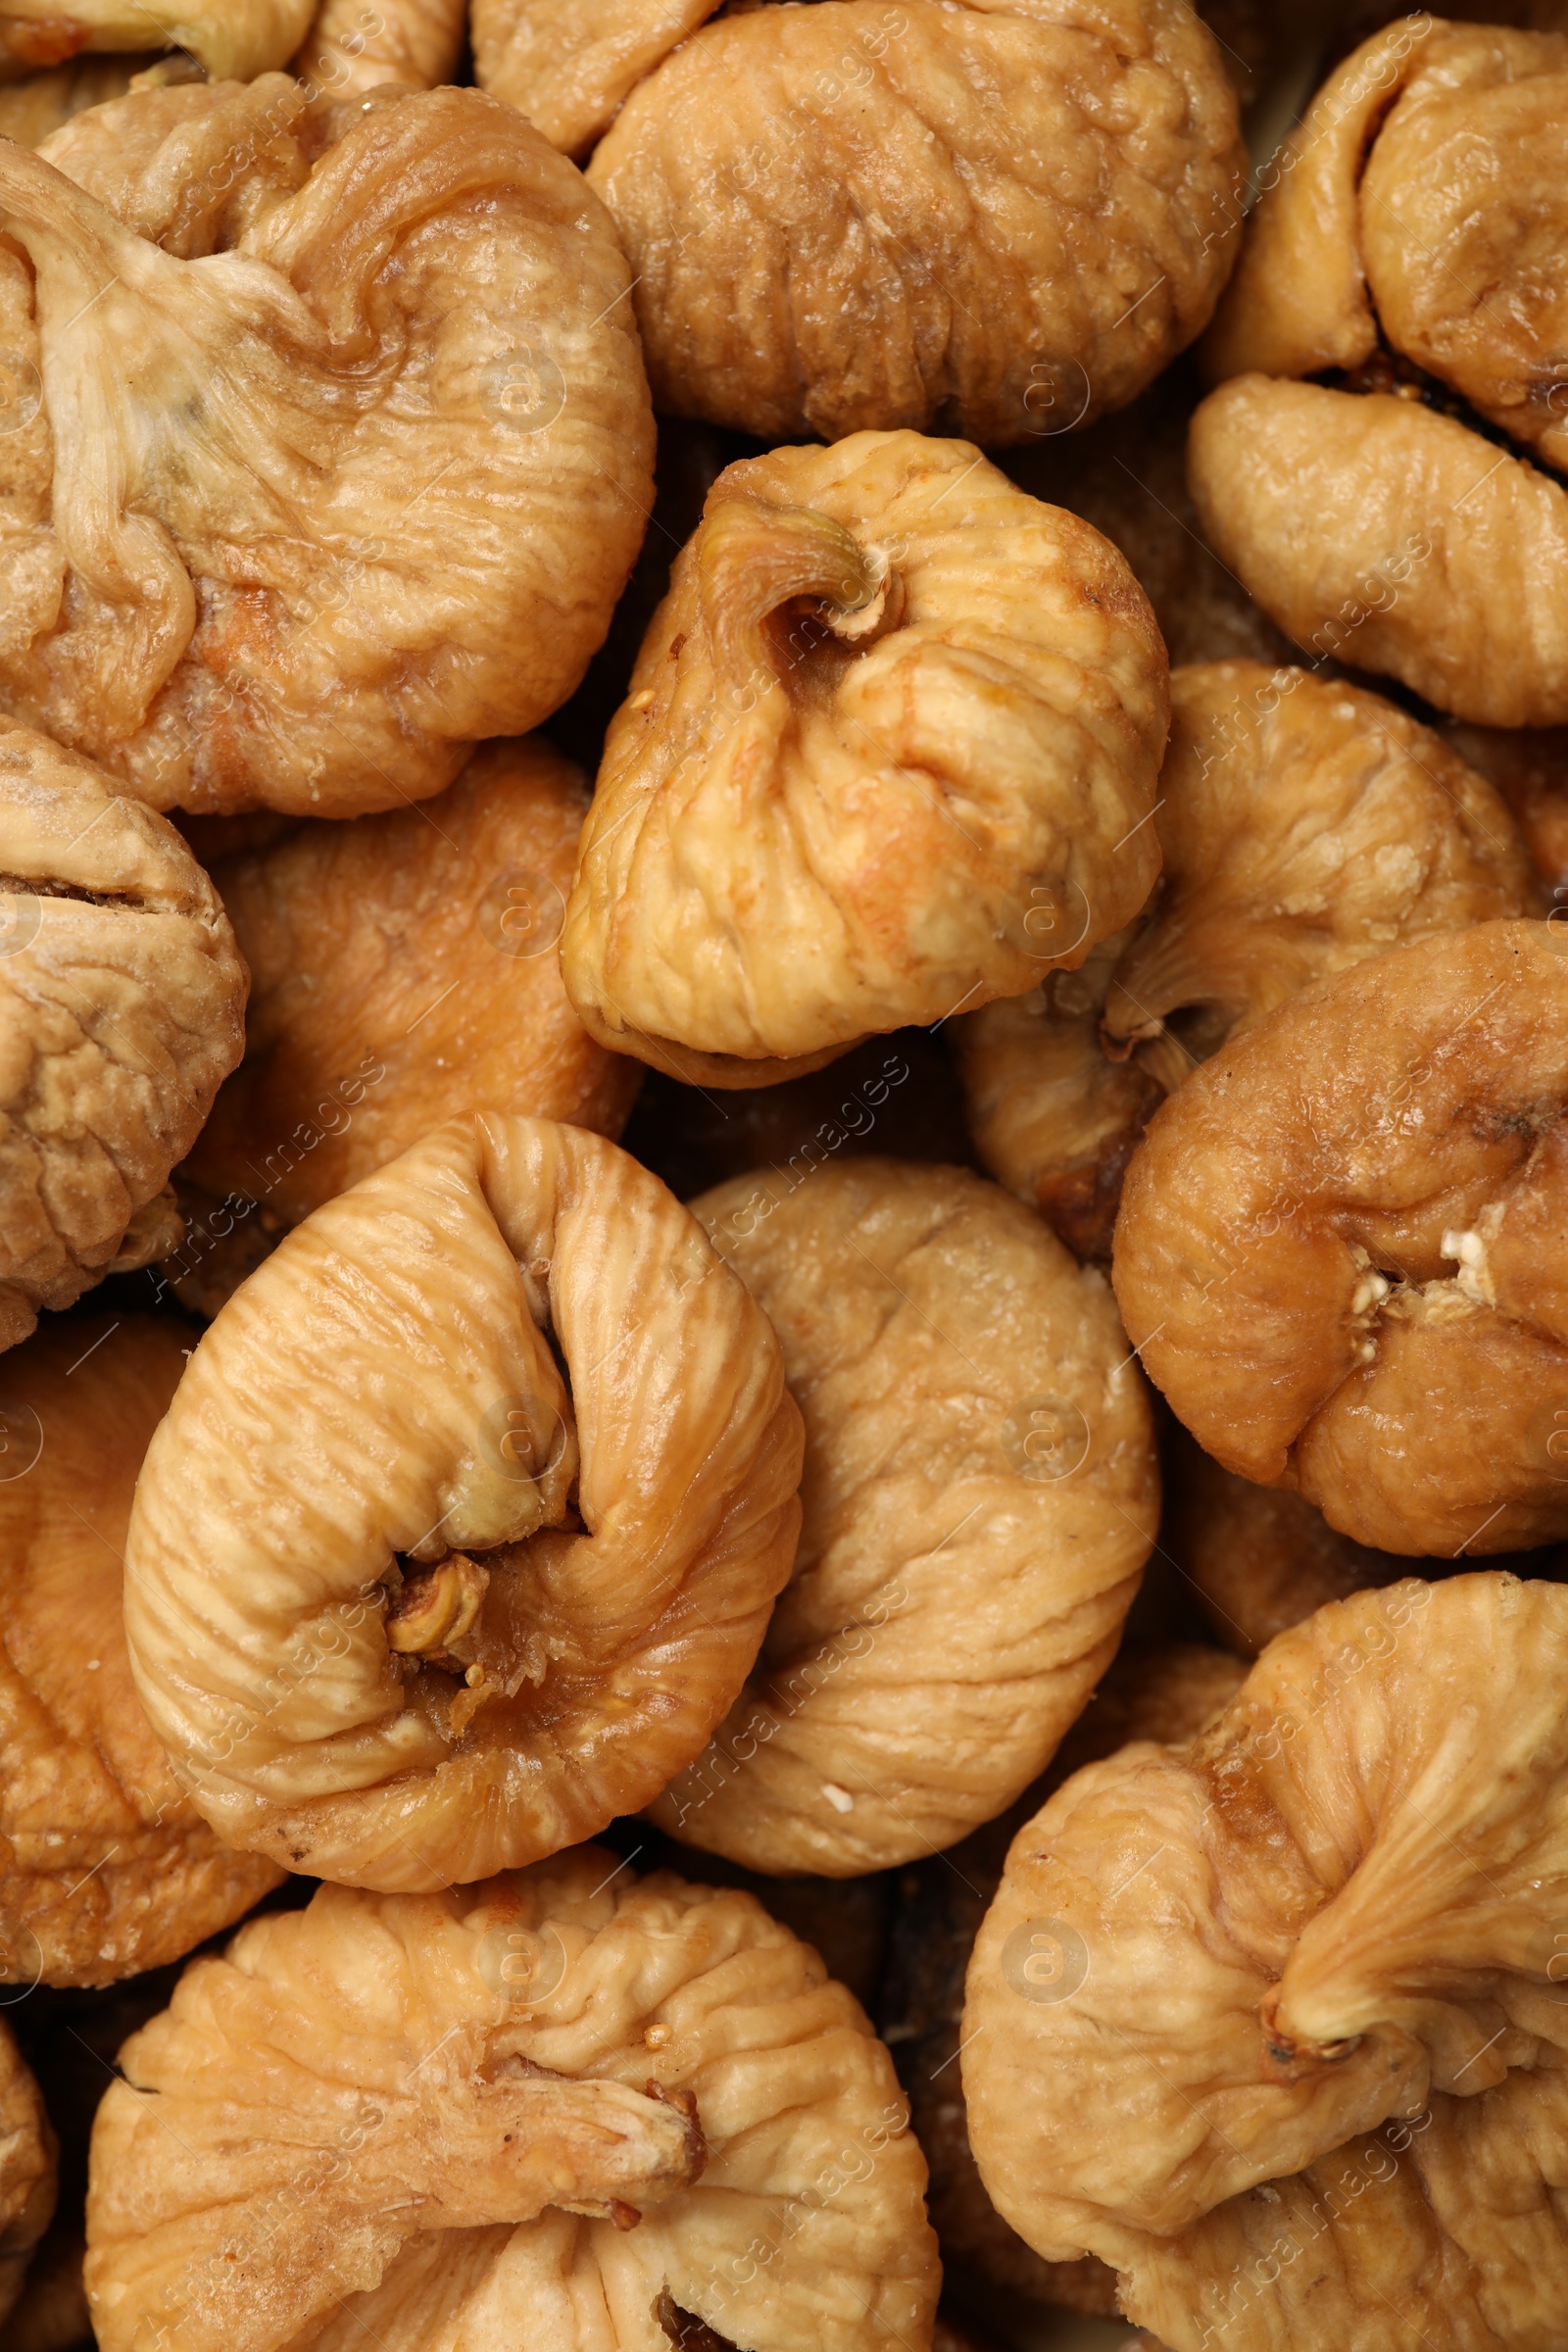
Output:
top-left (1193, 19), bottom-right (1568, 724)
top-left (180, 739), bottom-right (641, 1231)
top-left (1446, 718), bottom-right (1568, 899)
top-left (1112, 919), bottom-right (1568, 1557)
top-left (123, 1115), bottom-right (804, 1890)
top-left (0, 1315), bottom-right (283, 1985)
top-left (84, 1848), bottom-right (939, 2352)
top-left (880, 1641), bottom-right (1245, 2327)
top-left (0, 53), bottom-right (152, 145)
top-left (0, 0), bottom-right (310, 79)
top-left (956, 662), bottom-right (1534, 1258)
top-left (964, 1574), bottom-right (1568, 2350)
top-left (473, 0), bottom-right (1246, 447)
top-left (0, 2019), bottom-right (53, 2330)
top-left (648, 1158), bottom-right (1157, 1873)
top-left (562, 432), bottom-right (1170, 1087)
top-left (0, 79), bottom-right (653, 814)
top-left (0, 721), bottom-right (245, 1352)
top-left (293, 0), bottom-right (466, 94)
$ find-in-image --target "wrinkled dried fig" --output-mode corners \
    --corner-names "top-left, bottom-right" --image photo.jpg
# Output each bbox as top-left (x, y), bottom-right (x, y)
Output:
top-left (181, 738), bottom-right (641, 1230)
top-left (964, 1574), bottom-right (1568, 2351)
top-left (650, 1158), bottom-right (1156, 1872)
top-left (84, 1848), bottom-right (939, 2352)
top-left (0, 1315), bottom-right (283, 1985)
top-left (293, 0), bottom-right (467, 94)
top-left (0, 78), bottom-right (653, 813)
top-left (124, 1115), bottom-right (804, 1890)
top-left (1112, 919), bottom-right (1568, 1557)
top-left (475, 0), bottom-right (1245, 447)
top-left (0, 0), bottom-right (310, 79)
top-left (0, 2019), bottom-right (53, 2329)
top-left (0, 53), bottom-right (153, 145)
top-left (0, 721), bottom-right (245, 1351)
top-left (562, 432), bottom-right (1169, 1086)
top-left (956, 662), bottom-right (1534, 1258)
top-left (881, 1641), bottom-right (1245, 2327)
top-left (1193, 18), bottom-right (1568, 724)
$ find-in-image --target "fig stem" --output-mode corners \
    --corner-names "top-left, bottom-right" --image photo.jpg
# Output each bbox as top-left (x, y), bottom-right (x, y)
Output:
top-left (697, 497), bottom-right (896, 687)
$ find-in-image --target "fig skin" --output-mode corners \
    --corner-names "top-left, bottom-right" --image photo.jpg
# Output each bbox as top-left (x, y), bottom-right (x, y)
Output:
top-left (83, 1849), bottom-right (939, 2352)
top-left (964, 1574), bottom-right (1568, 2351)
top-left (0, 1315), bottom-right (285, 1985)
top-left (123, 1115), bottom-right (805, 1891)
top-left (475, 0), bottom-right (1247, 447)
top-left (650, 1157), bottom-right (1158, 1873)
top-left (1111, 919), bottom-right (1568, 1557)
top-left (0, 79), bottom-right (654, 814)
top-left (0, 720), bottom-right (246, 1352)
top-left (956, 661), bottom-right (1532, 1258)
top-left (562, 430), bottom-right (1170, 1084)
top-left (183, 737), bottom-right (641, 1228)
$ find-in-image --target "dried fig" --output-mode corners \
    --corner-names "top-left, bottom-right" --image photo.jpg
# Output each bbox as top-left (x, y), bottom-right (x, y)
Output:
top-left (1193, 17), bottom-right (1568, 724)
top-left (0, 0), bottom-right (310, 79)
top-left (0, 77), bottom-right (653, 813)
top-left (1112, 918), bottom-right (1568, 1557)
top-left (293, 0), bottom-right (467, 95)
top-left (956, 662), bottom-right (1534, 1258)
top-left (0, 720), bottom-right (245, 1352)
top-left (84, 1848), bottom-right (939, 2352)
top-left (562, 432), bottom-right (1170, 1086)
top-left (475, 0), bottom-right (1246, 447)
top-left (0, 1315), bottom-right (283, 1985)
top-left (880, 1641), bottom-right (1245, 2327)
top-left (123, 1114), bottom-right (805, 1890)
top-left (964, 1574), bottom-right (1568, 2350)
top-left (180, 738), bottom-right (641, 1230)
top-left (648, 1158), bottom-right (1158, 1873)
top-left (0, 54), bottom-right (152, 145)
top-left (0, 2019), bottom-right (53, 2329)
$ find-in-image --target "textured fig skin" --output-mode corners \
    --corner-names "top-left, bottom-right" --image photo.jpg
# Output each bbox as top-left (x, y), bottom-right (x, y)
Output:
top-left (124, 1115), bottom-right (805, 1891)
top-left (1113, 921), bottom-right (1568, 1554)
top-left (563, 431), bottom-right (1169, 1082)
top-left (649, 1158), bottom-right (1157, 1873)
top-left (957, 661), bottom-right (1532, 1258)
top-left (966, 1574), bottom-right (1568, 2352)
top-left (84, 1850), bottom-right (939, 2352)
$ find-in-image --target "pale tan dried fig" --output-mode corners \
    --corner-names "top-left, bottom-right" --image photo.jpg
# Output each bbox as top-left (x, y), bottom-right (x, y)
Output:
top-left (181, 738), bottom-right (641, 1230)
top-left (0, 2019), bottom-right (53, 2329)
top-left (956, 662), bottom-right (1534, 1257)
top-left (1193, 18), bottom-right (1568, 724)
top-left (880, 1641), bottom-right (1245, 2328)
top-left (0, 721), bottom-right (245, 1352)
top-left (84, 1848), bottom-right (939, 2352)
top-left (0, 54), bottom-right (151, 146)
top-left (293, 0), bottom-right (467, 95)
top-left (0, 0), bottom-right (310, 79)
top-left (964, 1574), bottom-right (1568, 2351)
top-left (562, 432), bottom-right (1169, 1086)
top-left (1112, 919), bottom-right (1568, 1557)
top-left (123, 1115), bottom-right (805, 1890)
top-left (0, 1314), bottom-right (283, 1985)
top-left (647, 1158), bottom-right (1157, 1873)
top-left (0, 78), bottom-right (653, 813)
top-left (472, 0), bottom-right (1245, 447)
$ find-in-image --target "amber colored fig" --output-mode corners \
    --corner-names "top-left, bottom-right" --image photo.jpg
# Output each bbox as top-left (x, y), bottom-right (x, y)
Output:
top-left (0, 1316), bottom-right (283, 1984)
top-left (956, 662), bottom-right (1533, 1257)
top-left (0, 722), bottom-right (245, 1352)
top-left (0, 78), bottom-right (652, 813)
top-left (651, 1158), bottom-right (1157, 1873)
top-left (124, 1115), bottom-right (804, 1890)
top-left (0, 2020), bottom-right (53, 2329)
top-left (476, 0), bottom-right (1245, 447)
top-left (84, 1849), bottom-right (938, 2352)
top-left (1113, 920), bottom-right (1568, 1557)
top-left (292, 0), bottom-right (466, 95)
top-left (563, 431), bottom-right (1169, 1086)
top-left (965, 1575), bottom-right (1568, 2350)
top-left (183, 738), bottom-right (641, 1228)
